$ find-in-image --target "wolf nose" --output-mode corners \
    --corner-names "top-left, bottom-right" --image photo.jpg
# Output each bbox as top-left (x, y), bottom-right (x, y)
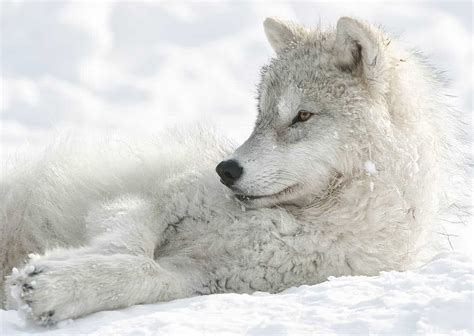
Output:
top-left (216, 160), bottom-right (243, 187)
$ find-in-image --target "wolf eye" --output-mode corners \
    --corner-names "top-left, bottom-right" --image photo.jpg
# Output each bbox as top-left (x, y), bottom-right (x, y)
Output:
top-left (291, 110), bottom-right (314, 125)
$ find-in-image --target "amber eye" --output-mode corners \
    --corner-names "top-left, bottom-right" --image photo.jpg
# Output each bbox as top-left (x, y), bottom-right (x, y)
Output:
top-left (291, 110), bottom-right (314, 125)
top-left (297, 110), bottom-right (313, 121)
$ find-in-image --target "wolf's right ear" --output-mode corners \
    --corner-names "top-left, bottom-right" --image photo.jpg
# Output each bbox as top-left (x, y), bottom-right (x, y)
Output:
top-left (264, 17), bottom-right (305, 54)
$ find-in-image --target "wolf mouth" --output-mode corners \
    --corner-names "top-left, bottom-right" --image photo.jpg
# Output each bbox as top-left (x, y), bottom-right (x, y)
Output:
top-left (235, 184), bottom-right (299, 202)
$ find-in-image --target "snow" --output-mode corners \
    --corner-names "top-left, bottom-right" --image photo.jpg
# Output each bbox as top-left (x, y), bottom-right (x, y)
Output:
top-left (1, 252), bottom-right (472, 335)
top-left (364, 160), bottom-right (378, 175)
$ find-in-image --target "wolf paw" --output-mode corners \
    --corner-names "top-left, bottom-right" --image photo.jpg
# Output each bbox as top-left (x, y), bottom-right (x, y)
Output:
top-left (6, 259), bottom-right (81, 326)
top-left (7, 263), bottom-right (56, 326)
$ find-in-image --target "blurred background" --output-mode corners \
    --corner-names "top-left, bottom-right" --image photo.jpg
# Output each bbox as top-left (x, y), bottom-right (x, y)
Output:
top-left (1, 1), bottom-right (472, 159)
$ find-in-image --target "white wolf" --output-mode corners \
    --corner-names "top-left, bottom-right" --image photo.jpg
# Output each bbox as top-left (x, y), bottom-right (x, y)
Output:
top-left (1, 17), bottom-right (462, 325)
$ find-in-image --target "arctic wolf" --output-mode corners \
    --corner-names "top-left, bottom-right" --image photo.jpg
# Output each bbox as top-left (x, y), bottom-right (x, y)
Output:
top-left (1, 17), bottom-right (461, 325)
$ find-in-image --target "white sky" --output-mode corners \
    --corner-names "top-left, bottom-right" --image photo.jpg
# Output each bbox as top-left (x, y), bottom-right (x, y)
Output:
top-left (1, 1), bottom-right (472, 159)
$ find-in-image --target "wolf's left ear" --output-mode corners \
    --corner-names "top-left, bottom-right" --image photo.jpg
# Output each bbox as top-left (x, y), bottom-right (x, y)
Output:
top-left (264, 17), bottom-right (306, 54)
top-left (334, 17), bottom-right (388, 94)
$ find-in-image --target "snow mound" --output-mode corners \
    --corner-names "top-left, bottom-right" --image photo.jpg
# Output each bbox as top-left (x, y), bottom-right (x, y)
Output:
top-left (1, 252), bottom-right (472, 335)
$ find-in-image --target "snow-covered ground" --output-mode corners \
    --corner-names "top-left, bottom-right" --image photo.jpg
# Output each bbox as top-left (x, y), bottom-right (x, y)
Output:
top-left (1, 253), bottom-right (472, 335)
top-left (1, 1), bottom-right (472, 335)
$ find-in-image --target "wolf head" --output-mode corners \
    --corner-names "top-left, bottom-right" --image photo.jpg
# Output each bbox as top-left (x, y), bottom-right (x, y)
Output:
top-left (217, 17), bottom-right (394, 209)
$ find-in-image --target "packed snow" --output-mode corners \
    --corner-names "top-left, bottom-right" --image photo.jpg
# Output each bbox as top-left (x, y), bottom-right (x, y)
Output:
top-left (1, 252), bottom-right (472, 335)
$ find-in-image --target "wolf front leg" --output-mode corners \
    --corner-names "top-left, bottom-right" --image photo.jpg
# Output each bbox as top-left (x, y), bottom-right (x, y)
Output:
top-left (5, 195), bottom-right (203, 325)
top-left (7, 254), bottom-right (199, 325)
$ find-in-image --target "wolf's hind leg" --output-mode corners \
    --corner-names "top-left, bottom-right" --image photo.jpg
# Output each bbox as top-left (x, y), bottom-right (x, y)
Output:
top-left (35, 194), bottom-right (165, 260)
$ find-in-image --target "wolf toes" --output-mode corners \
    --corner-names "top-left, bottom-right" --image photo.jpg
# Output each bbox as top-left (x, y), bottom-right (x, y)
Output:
top-left (8, 266), bottom-right (35, 301)
top-left (6, 263), bottom-right (59, 326)
top-left (38, 310), bottom-right (56, 327)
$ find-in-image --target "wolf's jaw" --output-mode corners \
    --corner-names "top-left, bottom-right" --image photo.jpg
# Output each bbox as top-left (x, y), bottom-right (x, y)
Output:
top-left (233, 171), bottom-right (345, 209)
top-left (234, 184), bottom-right (299, 202)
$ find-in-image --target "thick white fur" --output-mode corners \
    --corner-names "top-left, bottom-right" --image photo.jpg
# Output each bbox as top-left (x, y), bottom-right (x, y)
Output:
top-left (0, 17), bottom-right (465, 325)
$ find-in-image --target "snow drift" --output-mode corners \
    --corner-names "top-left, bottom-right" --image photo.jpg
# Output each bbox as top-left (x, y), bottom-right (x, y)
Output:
top-left (1, 252), bottom-right (472, 335)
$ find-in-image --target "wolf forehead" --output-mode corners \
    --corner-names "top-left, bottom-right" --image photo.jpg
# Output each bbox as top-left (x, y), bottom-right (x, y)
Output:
top-left (256, 31), bottom-right (358, 122)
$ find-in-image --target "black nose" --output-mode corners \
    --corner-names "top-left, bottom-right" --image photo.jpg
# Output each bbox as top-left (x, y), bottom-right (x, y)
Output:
top-left (216, 160), bottom-right (243, 187)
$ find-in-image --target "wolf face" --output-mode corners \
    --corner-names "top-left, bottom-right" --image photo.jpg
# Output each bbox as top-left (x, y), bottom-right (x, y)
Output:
top-left (216, 17), bottom-right (390, 208)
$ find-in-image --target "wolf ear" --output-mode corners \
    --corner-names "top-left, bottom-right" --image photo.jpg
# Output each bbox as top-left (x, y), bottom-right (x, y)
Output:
top-left (334, 17), bottom-right (381, 75)
top-left (264, 17), bottom-right (305, 54)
